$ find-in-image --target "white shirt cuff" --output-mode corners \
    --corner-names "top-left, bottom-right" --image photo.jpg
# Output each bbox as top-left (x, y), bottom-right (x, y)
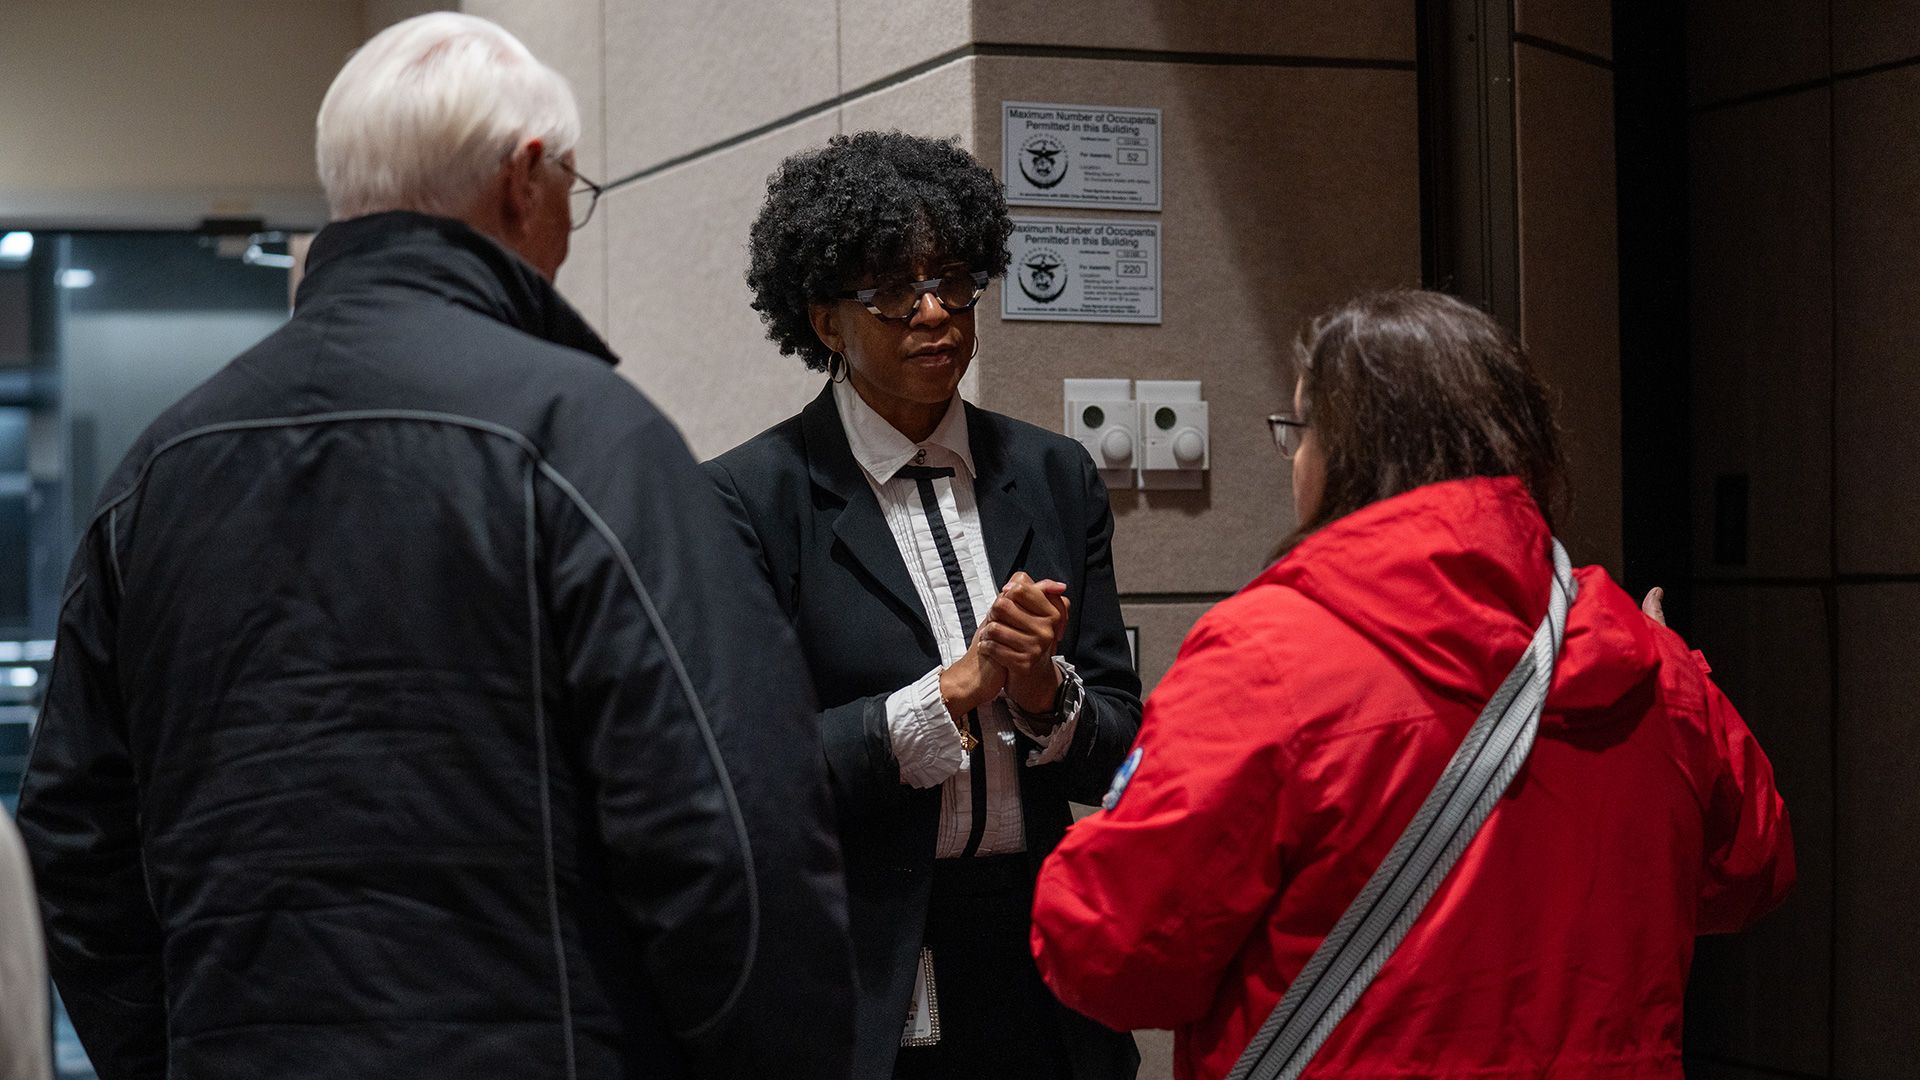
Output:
top-left (1007, 656), bottom-right (1084, 767)
top-left (887, 667), bottom-right (967, 789)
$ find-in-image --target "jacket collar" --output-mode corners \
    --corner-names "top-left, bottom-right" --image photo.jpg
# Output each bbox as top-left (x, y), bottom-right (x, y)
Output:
top-left (295, 211), bottom-right (618, 365)
top-left (801, 385), bottom-right (1037, 629)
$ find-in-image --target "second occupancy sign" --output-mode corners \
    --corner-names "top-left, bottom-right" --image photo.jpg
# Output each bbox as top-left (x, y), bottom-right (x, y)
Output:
top-left (1002, 217), bottom-right (1161, 324)
top-left (1002, 101), bottom-right (1162, 210)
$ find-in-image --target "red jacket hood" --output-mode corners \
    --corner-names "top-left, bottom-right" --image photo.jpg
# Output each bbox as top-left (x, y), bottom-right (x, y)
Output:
top-left (1253, 476), bottom-right (1659, 726)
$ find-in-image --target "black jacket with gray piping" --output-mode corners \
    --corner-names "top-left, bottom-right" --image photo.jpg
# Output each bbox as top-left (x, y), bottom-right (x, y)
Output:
top-left (17, 212), bottom-right (856, 1080)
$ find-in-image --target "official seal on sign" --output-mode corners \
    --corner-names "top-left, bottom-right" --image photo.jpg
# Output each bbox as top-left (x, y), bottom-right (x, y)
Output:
top-left (1017, 247), bottom-right (1068, 304)
top-left (1017, 135), bottom-right (1068, 189)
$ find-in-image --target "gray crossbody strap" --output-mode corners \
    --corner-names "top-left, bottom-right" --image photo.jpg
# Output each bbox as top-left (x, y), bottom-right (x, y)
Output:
top-left (1226, 539), bottom-right (1577, 1080)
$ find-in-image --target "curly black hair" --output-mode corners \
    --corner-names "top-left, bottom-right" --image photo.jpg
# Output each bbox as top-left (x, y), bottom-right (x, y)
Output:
top-left (747, 131), bottom-right (1014, 371)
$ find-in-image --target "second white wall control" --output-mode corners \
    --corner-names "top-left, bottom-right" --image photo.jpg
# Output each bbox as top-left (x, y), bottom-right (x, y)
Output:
top-left (1135, 379), bottom-right (1209, 489)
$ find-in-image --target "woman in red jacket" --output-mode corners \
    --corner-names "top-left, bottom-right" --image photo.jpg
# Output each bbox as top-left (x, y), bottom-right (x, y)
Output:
top-left (1030, 289), bottom-right (1794, 1080)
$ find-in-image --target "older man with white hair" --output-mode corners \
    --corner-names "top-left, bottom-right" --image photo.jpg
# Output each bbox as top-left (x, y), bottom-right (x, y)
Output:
top-left (17, 14), bottom-right (855, 1080)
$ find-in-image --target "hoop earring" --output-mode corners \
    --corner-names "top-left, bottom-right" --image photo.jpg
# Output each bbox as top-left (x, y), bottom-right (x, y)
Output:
top-left (967, 337), bottom-right (981, 363)
top-left (827, 352), bottom-right (849, 383)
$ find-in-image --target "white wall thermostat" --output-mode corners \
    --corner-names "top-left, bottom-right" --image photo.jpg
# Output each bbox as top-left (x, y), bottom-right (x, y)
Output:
top-left (1064, 378), bottom-right (1140, 490)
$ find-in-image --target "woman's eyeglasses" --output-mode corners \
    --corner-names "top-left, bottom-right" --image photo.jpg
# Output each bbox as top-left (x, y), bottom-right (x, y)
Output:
top-left (1267, 413), bottom-right (1310, 459)
top-left (839, 269), bottom-right (990, 322)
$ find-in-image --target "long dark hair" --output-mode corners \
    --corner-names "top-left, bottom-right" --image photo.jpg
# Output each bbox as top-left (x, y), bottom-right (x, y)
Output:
top-left (1281, 289), bottom-right (1566, 552)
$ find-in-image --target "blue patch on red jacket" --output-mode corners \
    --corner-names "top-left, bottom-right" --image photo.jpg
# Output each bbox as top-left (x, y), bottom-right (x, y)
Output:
top-left (1102, 747), bottom-right (1144, 811)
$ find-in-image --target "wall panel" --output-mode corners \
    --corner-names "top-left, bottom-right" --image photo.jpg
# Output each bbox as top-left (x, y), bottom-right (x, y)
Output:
top-left (1835, 584), bottom-right (1920, 1077)
top-left (1515, 0), bottom-right (1612, 61)
top-left (1689, 90), bottom-right (1833, 580)
top-left (1514, 44), bottom-right (1622, 577)
top-left (1687, 0), bottom-right (1829, 108)
top-left (602, 114), bottom-right (840, 459)
top-left (1684, 586), bottom-right (1833, 1077)
top-left (1118, 602), bottom-right (1213, 695)
top-left (837, 0), bottom-right (973, 92)
top-left (972, 0), bottom-right (1414, 62)
top-left (603, 0), bottom-right (838, 178)
top-left (1834, 66), bottom-right (1920, 575)
top-left (1832, 0), bottom-right (1920, 73)
top-left (839, 59), bottom-right (977, 151)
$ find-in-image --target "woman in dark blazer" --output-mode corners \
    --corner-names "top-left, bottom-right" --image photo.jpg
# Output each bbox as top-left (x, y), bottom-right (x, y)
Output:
top-left (703, 132), bottom-right (1141, 1080)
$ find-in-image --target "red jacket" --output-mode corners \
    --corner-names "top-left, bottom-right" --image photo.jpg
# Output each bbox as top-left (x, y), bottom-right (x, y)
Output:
top-left (1031, 477), bottom-right (1794, 1080)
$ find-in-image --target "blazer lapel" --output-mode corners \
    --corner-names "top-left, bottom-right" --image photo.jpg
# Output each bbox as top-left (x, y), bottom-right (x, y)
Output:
top-left (965, 403), bottom-right (1038, 588)
top-left (802, 386), bottom-right (932, 633)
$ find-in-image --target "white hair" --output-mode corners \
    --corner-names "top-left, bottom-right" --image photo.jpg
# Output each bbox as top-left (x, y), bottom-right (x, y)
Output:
top-left (316, 12), bottom-right (581, 221)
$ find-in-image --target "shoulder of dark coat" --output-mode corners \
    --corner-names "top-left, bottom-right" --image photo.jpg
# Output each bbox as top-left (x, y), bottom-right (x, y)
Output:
top-left (466, 316), bottom-right (655, 412)
top-left (702, 411), bottom-right (810, 488)
top-left (404, 324), bottom-right (696, 482)
top-left (130, 310), bottom-right (676, 502)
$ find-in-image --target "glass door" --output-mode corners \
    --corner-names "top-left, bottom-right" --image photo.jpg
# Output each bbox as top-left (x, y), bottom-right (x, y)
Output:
top-left (0, 226), bottom-right (293, 1079)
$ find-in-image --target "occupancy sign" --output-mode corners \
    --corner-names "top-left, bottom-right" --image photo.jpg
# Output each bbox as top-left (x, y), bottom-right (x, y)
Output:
top-left (1002, 217), bottom-right (1161, 324)
top-left (1002, 101), bottom-right (1162, 210)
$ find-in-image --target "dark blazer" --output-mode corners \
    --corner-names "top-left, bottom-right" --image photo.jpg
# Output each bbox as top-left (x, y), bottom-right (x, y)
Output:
top-left (705, 384), bottom-right (1142, 1079)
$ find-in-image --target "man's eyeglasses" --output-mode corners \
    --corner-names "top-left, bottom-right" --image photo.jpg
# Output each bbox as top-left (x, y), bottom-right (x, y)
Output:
top-left (838, 269), bottom-right (990, 322)
top-left (1267, 412), bottom-right (1310, 458)
top-left (557, 159), bottom-right (603, 231)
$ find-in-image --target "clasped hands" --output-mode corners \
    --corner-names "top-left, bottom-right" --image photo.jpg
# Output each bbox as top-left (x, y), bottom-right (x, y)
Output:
top-left (937, 572), bottom-right (1069, 724)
